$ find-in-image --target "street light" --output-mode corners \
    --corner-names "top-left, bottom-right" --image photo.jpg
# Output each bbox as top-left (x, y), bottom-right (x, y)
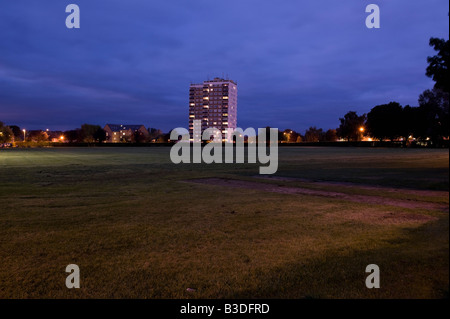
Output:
top-left (359, 127), bottom-right (365, 132)
top-left (22, 129), bottom-right (26, 141)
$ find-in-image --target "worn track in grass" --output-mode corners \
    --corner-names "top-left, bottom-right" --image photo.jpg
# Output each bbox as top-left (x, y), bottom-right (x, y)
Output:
top-left (185, 178), bottom-right (448, 213)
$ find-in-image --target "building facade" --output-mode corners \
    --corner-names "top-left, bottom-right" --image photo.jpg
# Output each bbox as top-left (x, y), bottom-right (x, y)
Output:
top-left (189, 77), bottom-right (237, 142)
top-left (104, 124), bottom-right (149, 143)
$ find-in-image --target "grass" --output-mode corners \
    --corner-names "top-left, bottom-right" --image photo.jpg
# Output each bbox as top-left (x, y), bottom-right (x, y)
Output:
top-left (0, 147), bottom-right (448, 298)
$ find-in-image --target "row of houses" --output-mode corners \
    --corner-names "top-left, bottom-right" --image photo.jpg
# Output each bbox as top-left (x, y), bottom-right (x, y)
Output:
top-left (19, 124), bottom-right (162, 143)
top-left (103, 124), bottom-right (150, 143)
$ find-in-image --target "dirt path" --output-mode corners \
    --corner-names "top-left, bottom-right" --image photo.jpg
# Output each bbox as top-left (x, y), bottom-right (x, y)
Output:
top-left (185, 178), bottom-right (449, 212)
top-left (254, 175), bottom-right (449, 198)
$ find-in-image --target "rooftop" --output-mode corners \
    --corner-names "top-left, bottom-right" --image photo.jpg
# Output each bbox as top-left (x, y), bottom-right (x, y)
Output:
top-left (105, 124), bottom-right (145, 132)
top-left (191, 77), bottom-right (237, 86)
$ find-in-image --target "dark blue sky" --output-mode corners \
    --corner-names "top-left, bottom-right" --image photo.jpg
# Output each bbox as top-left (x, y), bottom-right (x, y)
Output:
top-left (0, 1), bottom-right (448, 133)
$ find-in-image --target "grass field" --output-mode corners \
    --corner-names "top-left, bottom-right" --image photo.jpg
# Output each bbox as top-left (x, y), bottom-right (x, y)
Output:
top-left (0, 147), bottom-right (448, 298)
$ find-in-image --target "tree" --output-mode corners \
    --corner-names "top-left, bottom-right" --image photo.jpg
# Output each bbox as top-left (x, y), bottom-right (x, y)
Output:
top-left (148, 128), bottom-right (163, 142)
top-left (402, 105), bottom-right (424, 139)
top-left (324, 129), bottom-right (338, 142)
top-left (157, 132), bottom-right (171, 143)
top-left (0, 122), bottom-right (13, 143)
top-left (28, 130), bottom-right (49, 142)
top-left (80, 124), bottom-right (105, 143)
top-left (282, 129), bottom-right (300, 143)
top-left (8, 125), bottom-right (22, 141)
top-left (418, 88), bottom-right (449, 142)
top-left (304, 127), bottom-right (324, 142)
top-left (337, 111), bottom-right (366, 141)
top-left (149, 128), bottom-right (161, 137)
top-left (93, 127), bottom-right (107, 143)
top-left (132, 130), bottom-right (147, 143)
top-left (366, 102), bottom-right (403, 141)
top-left (64, 130), bottom-right (81, 143)
top-left (426, 38), bottom-right (449, 93)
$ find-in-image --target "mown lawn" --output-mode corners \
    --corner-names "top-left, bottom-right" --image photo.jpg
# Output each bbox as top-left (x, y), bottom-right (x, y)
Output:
top-left (0, 147), bottom-right (448, 298)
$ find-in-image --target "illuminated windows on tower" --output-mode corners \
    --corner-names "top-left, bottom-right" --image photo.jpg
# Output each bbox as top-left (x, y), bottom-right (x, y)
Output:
top-left (189, 77), bottom-right (237, 142)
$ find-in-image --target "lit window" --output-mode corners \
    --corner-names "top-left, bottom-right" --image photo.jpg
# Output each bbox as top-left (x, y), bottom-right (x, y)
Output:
top-left (223, 96), bottom-right (228, 99)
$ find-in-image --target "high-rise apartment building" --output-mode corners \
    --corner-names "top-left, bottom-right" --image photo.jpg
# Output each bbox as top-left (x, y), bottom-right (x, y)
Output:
top-left (189, 77), bottom-right (237, 142)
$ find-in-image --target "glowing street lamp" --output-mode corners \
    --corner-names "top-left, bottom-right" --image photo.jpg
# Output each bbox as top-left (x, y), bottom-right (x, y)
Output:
top-left (359, 127), bottom-right (365, 133)
top-left (22, 129), bottom-right (26, 141)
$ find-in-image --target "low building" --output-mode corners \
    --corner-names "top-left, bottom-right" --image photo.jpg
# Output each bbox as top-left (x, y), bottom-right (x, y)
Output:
top-left (104, 124), bottom-right (149, 143)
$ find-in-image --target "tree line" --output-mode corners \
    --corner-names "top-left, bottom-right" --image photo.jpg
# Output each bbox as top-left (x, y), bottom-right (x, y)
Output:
top-left (0, 123), bottom-right (170, 145)
top-left (276, 37), bottom-right (449, 146)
